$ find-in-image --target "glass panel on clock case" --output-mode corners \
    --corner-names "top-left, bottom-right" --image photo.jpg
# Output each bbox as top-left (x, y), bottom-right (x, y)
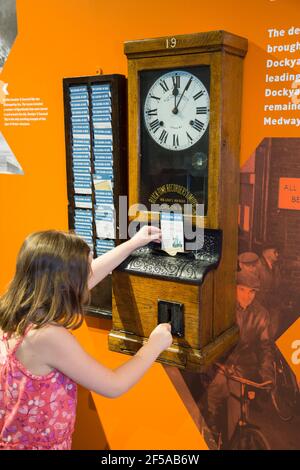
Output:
top-left (139, 66), bottom-right (210, 215)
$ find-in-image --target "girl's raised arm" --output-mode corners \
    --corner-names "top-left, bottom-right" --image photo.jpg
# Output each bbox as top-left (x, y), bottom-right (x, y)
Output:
top-left (88, 225), bottom-right (161, 290)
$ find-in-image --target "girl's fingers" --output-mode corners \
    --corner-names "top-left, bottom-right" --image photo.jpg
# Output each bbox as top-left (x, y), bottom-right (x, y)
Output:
top-left (148, 226), bottom-right (161, 234)
top-left (150, 234), bottom-right (161, 241)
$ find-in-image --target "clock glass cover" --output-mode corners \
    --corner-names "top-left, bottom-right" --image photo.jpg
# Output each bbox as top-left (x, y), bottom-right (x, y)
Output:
top-left (139, 66), bottom-right (210, 215)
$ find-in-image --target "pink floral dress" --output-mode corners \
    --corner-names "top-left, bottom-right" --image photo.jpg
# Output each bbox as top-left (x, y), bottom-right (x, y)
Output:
top-left (0, 327), bottom-right (77, 450)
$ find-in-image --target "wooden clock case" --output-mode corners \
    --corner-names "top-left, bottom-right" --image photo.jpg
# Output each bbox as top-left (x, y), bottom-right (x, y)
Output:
top-left (109, 31), bottom-right (248, 371)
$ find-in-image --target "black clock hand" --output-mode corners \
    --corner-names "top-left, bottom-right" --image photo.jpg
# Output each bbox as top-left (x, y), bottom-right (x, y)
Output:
top-left (173, 76), bottom-right (192, 114)
top-left (172, 81), bottom-right (179, 114)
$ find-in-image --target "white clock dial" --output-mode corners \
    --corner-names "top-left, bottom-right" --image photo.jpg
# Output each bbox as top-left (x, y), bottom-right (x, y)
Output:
top-left (144, 70), bottom-right (210, 151)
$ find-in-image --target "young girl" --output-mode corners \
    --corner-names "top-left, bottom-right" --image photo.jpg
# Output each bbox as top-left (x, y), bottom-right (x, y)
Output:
top-left (0, 227), bottom-right (172, 450)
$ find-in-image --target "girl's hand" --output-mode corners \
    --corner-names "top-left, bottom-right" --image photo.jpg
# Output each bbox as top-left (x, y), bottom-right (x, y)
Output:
top-left (148, 323), bottom-right (173, 353)
top-left (130, 225), bottom-right (161, 249)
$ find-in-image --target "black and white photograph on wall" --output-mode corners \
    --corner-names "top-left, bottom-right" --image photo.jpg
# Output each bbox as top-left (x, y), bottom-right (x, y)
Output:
top-left (0, 132), bottom-right (23, 174)
top-left (165, 138), bottom-right (300, 449)
top-left (0, 0), bottom-right (17, 71)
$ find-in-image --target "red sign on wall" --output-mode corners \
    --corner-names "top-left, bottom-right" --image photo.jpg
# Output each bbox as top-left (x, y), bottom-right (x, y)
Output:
top-left (278, 178), bottom-right (300, 210)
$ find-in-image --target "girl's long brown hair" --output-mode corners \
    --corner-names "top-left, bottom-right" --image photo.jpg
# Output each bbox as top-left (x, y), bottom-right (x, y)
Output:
top-left (0, 230), bottom-right (91, 336)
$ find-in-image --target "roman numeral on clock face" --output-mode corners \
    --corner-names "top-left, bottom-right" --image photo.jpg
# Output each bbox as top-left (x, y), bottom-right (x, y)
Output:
top-left (186, 132), bottom-right (194, 144)
top-left (172, 75), bottom-right (180, 88)
top-left (149, 119), bottom-right (160, 133)
top-left (146, 109), bottom-right (158, 116)
top-left (196, 106), bottom-right (207, 114)
top-left (191, 119), bottom-right (204, 132)
top-left (159, 80), bottom-right (169, 93)
top-left (158, 129), bottom-right (168, 144)
top-left (193, 90), bottom-right (204, 100)
top-left (173, 134), bottom-right (179, 147)
top-left (150, 94), bottom-right (160, 101)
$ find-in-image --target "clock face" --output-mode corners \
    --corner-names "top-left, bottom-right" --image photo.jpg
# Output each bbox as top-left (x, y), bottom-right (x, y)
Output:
top-left (143, 70), bottom-right (210, 151)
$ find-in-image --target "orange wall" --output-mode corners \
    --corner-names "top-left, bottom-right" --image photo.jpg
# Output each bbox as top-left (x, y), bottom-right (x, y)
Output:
top-left (0, 0), bottom-right (299, 450)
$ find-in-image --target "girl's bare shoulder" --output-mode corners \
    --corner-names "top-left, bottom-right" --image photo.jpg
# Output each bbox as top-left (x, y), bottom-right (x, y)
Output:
top-left (25, 324), bottom-right (78, 369)
top-left (30, 323), bottom-right (73, 344)
top-left (21, 324), bottom-right (74, 357)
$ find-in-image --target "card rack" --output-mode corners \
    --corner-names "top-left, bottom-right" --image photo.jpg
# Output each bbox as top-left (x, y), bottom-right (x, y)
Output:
top-left (63, 74), bottom-right (127, 319)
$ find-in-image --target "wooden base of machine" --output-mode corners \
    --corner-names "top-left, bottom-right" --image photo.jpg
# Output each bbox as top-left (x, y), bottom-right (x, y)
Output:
top-left (108, 325), bottom-right (239, 372)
